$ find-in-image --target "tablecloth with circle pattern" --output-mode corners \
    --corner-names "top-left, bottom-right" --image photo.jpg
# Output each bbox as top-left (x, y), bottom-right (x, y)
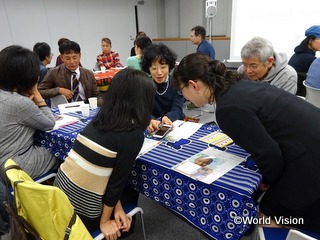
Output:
top-left (129, 124), bottom-right (261, 240)
top-left (35, 112), bottom-right (262, 240)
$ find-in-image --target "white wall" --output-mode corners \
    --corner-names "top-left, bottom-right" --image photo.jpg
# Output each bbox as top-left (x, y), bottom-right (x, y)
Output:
top-left (0, 0), bottom-right (159, 69)
top-left (0, 0), bottom-right (232, 68)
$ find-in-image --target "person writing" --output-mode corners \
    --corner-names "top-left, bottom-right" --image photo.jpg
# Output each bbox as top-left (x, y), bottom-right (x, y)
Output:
top-left (140, 43), bottom-right (184, 133)
top-left (238, 36), bottom-right (297, 94)
top-left (0, 45), bottom-right (59, 226)
top-left (38, 40), bottom-right (99, 103)
top-left (54, 68), bottom-right (156, 240)
top-left (173, 52), bottom-right (320, 233)
top-left (97, 38), bottom-right (123, 70)
top-left (288, 25), bottom-right (320, 96)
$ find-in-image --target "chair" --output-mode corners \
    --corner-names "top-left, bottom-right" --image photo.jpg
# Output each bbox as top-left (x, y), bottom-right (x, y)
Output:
top-left (50, 94), bottom-right (68, 108)
top-left (258, 227), bottom-right (320, 240)
top-left (303, 80), bottom-right (320, 108)
top-left (91, 203), bottom-right (146, 240)
top-left (4, 159), bottom-right (93, 239)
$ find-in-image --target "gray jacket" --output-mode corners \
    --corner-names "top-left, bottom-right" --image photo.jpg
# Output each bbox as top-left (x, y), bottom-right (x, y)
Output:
top-left (238, 52), bottom-right (297, 94)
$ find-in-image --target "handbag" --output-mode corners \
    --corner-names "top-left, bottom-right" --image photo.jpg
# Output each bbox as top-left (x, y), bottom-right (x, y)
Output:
top-left (3, 201), bottom-right (40, 240)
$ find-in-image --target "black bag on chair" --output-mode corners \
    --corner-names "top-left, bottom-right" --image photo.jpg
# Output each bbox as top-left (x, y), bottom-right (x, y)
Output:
top-left (3, 201), bottom-right (40, 240)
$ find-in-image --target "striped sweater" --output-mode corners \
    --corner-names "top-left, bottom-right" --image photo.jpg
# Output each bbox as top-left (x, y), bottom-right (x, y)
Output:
top-left (54, 121), bottom-right (144, 221)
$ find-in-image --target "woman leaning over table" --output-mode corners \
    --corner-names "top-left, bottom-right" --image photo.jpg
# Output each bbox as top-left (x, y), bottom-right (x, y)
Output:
top-left (141, 43), bottom-right (184, 133)
top-left (0, 45), bottom-right (59, 233)
top-left (54, 68), bottom-right (156, 240)
top-left (172, 52), bottom-right (320, 233)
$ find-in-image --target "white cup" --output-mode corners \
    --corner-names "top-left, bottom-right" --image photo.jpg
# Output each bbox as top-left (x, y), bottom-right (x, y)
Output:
top-left (80, 104), bottom-right (90, 117)
top-left (88, 97), bottom-right (98, 109)
top-left (100, 66), bottom-right (106, 73)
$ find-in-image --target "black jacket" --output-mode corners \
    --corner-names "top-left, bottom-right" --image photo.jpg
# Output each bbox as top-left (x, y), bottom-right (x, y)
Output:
top-left (216, 79), bottom-right (320, 209)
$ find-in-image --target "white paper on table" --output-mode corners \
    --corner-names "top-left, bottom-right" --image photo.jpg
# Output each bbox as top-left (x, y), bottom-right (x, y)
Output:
top-left (137, 138), bottom-right (161, 157)
top-left (50, 114), bottom-right (80, 130)
top-left (58, 101), bottom-right (85, 113)
top-left (165, 120), bottom-right (202, 142)
top-left (172, 147), bottom-right (245, 184)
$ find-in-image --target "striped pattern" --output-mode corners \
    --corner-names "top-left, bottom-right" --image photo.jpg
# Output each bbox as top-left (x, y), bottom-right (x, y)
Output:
top-left (140, 124), bottom-right (261, 197)
top-left (55, 133), bottom-right (117, 219)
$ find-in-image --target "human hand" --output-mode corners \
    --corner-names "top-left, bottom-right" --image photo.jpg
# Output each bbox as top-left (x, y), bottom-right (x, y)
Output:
top-left (100, 220), bottom-right (121, 240)
top-left (147, 119), bottom-right (161, 133)
top-left (114, 209), bottom-right (132, 233)
top-left (58, 88), bottom-right (74, 100)
top-left (161, 116), bottom-right (173, 126)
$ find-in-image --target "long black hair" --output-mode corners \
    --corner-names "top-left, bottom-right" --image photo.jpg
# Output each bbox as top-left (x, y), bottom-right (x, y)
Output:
top-left (92, 68), bottom-right (156, 131)
top-left (172, 53), bottom-right (239, 99)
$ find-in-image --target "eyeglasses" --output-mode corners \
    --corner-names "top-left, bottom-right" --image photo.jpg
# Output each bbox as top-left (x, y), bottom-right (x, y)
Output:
top-left (243, 62), bottom-right (264, 71)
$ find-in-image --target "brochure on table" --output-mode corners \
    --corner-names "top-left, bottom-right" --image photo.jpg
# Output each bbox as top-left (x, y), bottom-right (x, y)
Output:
top-left (51, 114), bottom-right (80, 130)
top-left (164, 120), bottom-right (202, 142)
top-left (172, 147), bottom-right (245, 184)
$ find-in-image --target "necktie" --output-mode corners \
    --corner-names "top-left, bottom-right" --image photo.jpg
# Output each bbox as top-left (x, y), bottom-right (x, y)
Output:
top-left (71, 72), bottom-right (80, 101)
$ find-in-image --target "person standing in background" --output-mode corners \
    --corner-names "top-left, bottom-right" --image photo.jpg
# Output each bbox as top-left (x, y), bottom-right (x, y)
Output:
top-left (97, 38), bottom-right (123, 70)
top-left (188, 25), bottom-right (216, 109)
top-left (238, 36), bottom-right (297, 94)
top-left (33, 42), bottom-right (53, 83)
top-left (288, 25), bottom-right (320, 96)
top-left (190, 25), bottom-right (215, 59)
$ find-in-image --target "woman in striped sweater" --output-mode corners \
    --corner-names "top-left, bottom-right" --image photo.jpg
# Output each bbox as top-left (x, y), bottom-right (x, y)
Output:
top-left (54, 68), bottom-right (156, 239)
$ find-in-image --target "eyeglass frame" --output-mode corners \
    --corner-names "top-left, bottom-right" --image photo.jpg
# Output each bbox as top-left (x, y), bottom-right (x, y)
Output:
top-left (242, 61), bottom-right (267, 71)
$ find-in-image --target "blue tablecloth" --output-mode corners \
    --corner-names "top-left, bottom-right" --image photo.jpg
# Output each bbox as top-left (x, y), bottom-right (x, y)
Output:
top-left (35, 109), bottom-right (262, 240)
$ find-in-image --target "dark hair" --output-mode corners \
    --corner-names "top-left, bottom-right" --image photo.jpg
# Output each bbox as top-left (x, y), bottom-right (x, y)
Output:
top-left (0, 45), bottom-right (39, 93)
top-left (57, 38), bottom-right (70, 47)
top-left (173, 53), bottom-right (239, 100)
top-left (59, 40), bottom-right (81, 54)
top-left (134, 36), bottom-right (152, 51)
top-left (101, 38), bottom-right (112, 46)
top-left (33, 42), bottom-right (51, 61)
top-left (136, 31), bottom-right (146, 39)
top-left (92, 68), bottom-right (156, 131)
top-left (299, 35), bottom-right (317, 52)
top-left (191, 26), bottom-right (206, 39)
top-left (140, 43), bottom-right (177, 74)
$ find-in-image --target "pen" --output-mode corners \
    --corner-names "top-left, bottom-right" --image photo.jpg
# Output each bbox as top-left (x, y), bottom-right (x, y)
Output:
top-left (178, 122), bottom-right (185, 127)
top-left (65, 105), bottom-right (80, 108)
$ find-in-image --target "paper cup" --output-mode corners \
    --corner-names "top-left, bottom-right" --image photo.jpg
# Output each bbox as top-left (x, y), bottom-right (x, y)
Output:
top-left (80, 104), bottom-right (90, 117)
top-left (88, 97), bottom-right (98, 109)
top-left (100, 66), bottom-right (106, 73)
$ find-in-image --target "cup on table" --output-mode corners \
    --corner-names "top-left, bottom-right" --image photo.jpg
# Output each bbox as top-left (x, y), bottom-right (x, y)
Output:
top-left (100, 66), bottom-right (106, 73)
top-left (88, 97), bottom-right (98, 109)
top-left (80, 104), bottom-right (90, 117)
